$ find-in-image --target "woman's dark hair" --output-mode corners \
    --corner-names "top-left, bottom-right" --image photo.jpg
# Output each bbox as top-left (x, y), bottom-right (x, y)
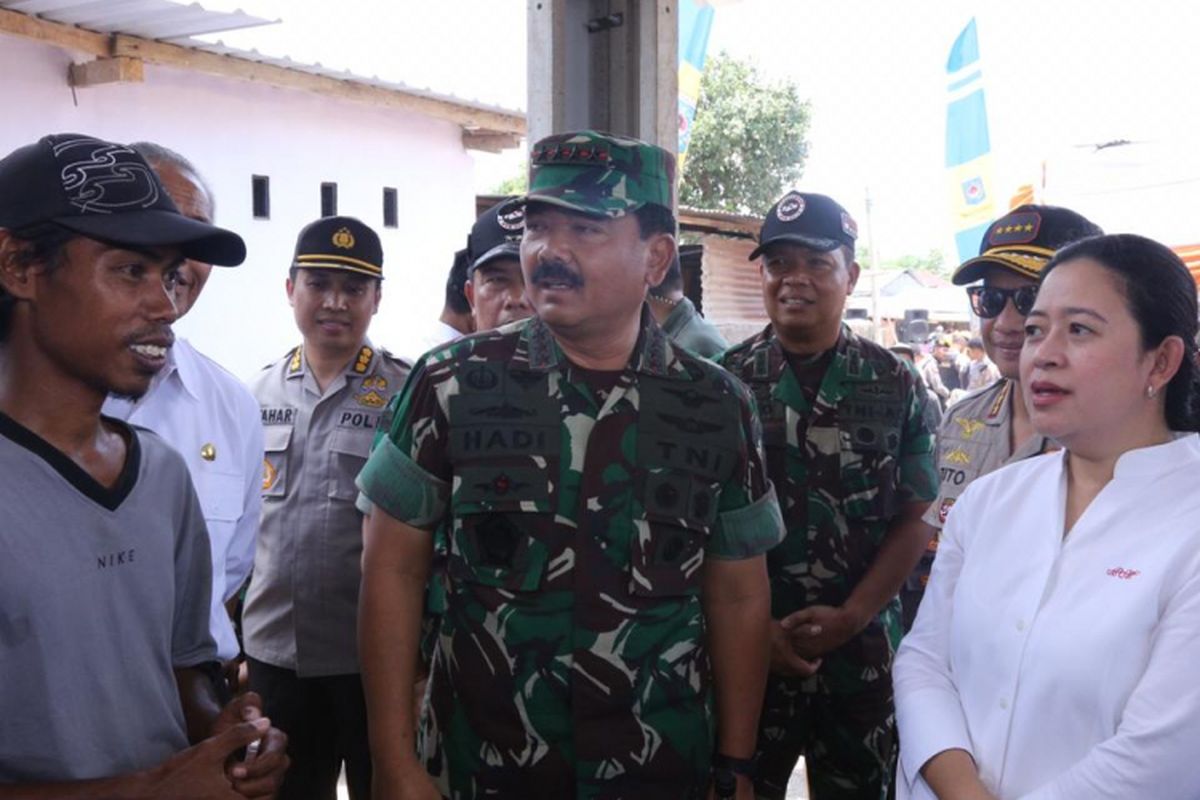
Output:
top-left (1041, 233), bottom-right (1200, 431)
top-left (0, 223), bottom-right (75, 342)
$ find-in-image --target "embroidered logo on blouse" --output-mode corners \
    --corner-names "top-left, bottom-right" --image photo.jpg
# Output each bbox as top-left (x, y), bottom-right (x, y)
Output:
top-left (1105, 567), bottom-right (1140, 580)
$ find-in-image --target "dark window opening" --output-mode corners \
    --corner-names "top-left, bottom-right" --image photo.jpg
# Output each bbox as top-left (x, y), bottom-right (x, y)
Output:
top-left (251, 175), bottom-right (270, 220)
top-left (320, 182), bottom-right (338, 217)
top-left (383, 187), bottom-right (398, 228)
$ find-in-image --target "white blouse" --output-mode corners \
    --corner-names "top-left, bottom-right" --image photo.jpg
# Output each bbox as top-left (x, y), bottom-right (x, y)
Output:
top-left (894, 434), bottom-right (1200, 800)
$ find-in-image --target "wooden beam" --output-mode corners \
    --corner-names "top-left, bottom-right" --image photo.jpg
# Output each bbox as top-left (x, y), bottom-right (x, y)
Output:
top-left (462, 131), bottom-right (522, 153)
top-left (0, 7), bottom-right (110, 57)
top-left (111, 35), bottom-right (526, 137)
top-left (68, 56), bottom-right (144, 87)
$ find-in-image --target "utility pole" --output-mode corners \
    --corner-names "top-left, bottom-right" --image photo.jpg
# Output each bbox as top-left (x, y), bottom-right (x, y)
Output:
top-left (865, 186), bottom-right (882, 342)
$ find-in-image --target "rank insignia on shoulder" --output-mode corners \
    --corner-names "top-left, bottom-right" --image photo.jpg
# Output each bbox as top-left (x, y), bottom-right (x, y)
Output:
top-left (945, 448), bottom-right (971, 465)
top-left (354, 346), bottom-right (373, 374)
top-left (988, 382), bottom-right (1010, 419)
top-left (955, 418), bottom-right (985, 439)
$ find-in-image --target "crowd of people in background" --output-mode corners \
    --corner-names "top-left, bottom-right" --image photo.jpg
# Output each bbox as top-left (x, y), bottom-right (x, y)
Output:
top-left (2, 129), bottom-right (1199, 800)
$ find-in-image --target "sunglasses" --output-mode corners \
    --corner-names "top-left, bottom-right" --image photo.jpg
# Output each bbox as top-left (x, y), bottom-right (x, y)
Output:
top-left (966, 285), bottom-right (1038, 318)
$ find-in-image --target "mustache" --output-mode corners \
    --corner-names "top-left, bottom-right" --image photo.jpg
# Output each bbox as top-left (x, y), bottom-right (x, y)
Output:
top-left (124, 325), bottom-right (175, 347)
top-left (530, 260), bottom-right (584, 289)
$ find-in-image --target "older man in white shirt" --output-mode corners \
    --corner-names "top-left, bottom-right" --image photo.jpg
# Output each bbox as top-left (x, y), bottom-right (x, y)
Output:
top-left (103, 142), bottom-right (262, 669)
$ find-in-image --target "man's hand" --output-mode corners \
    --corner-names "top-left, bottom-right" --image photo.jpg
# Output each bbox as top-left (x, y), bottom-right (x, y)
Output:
top-left (210, 692), bottom-right (289, 799)
top-left (768, 620), bottom-right (822, 678)
top-left (145, 718), bottom-right (274, 799)
top-left (782, 605), bottom-right (864, 660)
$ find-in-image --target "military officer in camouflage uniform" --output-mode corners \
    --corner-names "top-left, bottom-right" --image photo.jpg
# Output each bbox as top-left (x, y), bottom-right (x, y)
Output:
top-left (901, 205), bottom-right (1103, 629)
top-left (244, 216), bottom-right (410, 800)
top-left (647, 253), bottom-right (728, 358)
top-left (717, 191), bottom-right (937, 800)
top-left (357, 130), bottom-right (785, 800)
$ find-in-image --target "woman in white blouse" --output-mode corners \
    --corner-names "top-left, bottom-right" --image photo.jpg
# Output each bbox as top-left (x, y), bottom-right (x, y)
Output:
top-left (894, 233), bottom-right (1200, 800)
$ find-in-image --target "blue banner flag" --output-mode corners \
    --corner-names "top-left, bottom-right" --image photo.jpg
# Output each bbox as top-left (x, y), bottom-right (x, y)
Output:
top-left (946, 18), bottom-right (996, 261)
top-left (678, 0), bottom-right (715, 169)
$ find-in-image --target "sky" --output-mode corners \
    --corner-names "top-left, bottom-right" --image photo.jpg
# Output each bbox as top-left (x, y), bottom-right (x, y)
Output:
top-left (194, 0), bottom-right (1200, 262)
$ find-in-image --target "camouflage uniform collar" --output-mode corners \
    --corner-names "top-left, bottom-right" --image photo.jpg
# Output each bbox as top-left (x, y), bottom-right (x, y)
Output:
top-left (517, 307), bottom-right (689, 380)
top-left (749, 324), bottom-right (855, 380)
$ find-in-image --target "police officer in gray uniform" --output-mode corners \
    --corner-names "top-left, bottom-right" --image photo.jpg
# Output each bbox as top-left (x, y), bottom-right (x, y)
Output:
top-left (901, 205), bottom-right (1102, 628)
top-left (243, 216), bottom-right (410, 800)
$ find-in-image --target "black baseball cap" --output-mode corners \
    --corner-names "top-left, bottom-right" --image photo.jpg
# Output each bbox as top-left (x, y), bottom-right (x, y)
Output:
top-left (0, 134), bottom-right (245, 266)
top-left (749, 191), bottom-right (858, 261)
top-left (292, 216), bottom-right (384, 279)
top-left (468, 198), bottom-right (524, 275)
top-left (952, 204), bottom-right (1103, 285)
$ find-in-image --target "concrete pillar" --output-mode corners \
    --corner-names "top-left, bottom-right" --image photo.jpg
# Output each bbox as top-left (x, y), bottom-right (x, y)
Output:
top-left (527, 0), bottom-right (678, 151)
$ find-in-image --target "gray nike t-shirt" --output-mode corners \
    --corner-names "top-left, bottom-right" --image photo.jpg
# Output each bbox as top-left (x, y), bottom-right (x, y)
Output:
top-left (0, 414), bottom-right (216, 782)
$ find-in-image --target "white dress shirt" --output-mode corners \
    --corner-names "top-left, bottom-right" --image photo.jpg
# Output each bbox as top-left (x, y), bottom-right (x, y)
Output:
top-left (104, 338), bottom-right (264, 661)
top-left (895, 434), bottom-right (1200, 800)
top-left (397, 318), bottom-right (463, 364)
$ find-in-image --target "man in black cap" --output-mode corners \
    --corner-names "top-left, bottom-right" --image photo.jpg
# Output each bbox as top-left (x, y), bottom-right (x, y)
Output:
top-left (717, 190), bottom-right (937, 799)
top-left (242, 215), bottom-right (409, 800)
top-left (0, 133), bottom-right (287, 796)
top-left (464, 198), bottom-right (533, 332)
top-left (903, 205), bottom-right (1102, 627)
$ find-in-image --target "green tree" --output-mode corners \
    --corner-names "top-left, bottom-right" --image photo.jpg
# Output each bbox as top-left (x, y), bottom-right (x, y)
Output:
top-left (490, 160), bottom-right (528, 195)
top-left (680, 52), bottom-right (811, 214)
top-left (858, 247), bottom-right (950, 276)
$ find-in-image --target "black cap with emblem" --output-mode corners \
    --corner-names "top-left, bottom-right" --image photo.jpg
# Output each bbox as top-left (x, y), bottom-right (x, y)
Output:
top-left (749, 190), bottom-right (858, 261)
top-left (951, 204), bottom-right (1103, 285)
top-left (0, 133), bottom-right (245, 266)
top-left (467, 198), bottom-right (524, 276)
top-left (292, 216), bottom-right (384, 279)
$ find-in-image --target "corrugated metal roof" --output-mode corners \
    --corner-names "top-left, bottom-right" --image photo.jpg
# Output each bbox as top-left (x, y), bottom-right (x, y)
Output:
top-left (0, 0), bottom-right (275, 41)
top-left (192, 40), bottom-right (523, 121)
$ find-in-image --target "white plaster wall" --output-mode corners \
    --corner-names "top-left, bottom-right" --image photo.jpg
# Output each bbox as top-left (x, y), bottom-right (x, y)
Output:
top-left (0, 33), bottom-right (477, 379)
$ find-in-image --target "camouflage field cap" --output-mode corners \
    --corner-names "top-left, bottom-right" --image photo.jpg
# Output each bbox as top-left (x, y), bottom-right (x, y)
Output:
top-left (516, 130), bottom-right (676, 218)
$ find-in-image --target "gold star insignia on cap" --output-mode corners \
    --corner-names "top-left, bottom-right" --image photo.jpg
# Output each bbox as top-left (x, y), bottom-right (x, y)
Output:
top-left (200, 443), bottom-right (216, 461)
top-left (332, 227), bottom-right (356, 249)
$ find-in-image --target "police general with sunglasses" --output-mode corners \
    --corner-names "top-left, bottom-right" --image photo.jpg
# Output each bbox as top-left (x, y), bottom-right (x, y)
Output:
top-left (903, 205), bottom-right (1103, 623)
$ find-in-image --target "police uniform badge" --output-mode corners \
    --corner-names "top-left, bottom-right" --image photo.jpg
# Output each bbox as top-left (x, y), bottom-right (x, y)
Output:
top-left (955, 417), bottom-right (985, 439)
top-left (262, 458), bottom-right (279, 491)
top-left (357, 375), bottom-right (388, 408)
top-left (332, 227), bottom-right (356, 249)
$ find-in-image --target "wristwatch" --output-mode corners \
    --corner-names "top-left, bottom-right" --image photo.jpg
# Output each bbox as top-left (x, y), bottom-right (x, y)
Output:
top-left (712, 753), bottom-right (757, 799)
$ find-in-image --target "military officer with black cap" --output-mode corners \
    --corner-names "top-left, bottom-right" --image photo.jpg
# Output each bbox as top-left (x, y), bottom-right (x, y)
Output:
top-left (243, 216), bottom-right (410, 800)
top-left (901, 204), bottom-right (1103, 629)
top-left (717, 191), bottom-right (937, 800)
top-left (464, 197), bottom-right (533, 332)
